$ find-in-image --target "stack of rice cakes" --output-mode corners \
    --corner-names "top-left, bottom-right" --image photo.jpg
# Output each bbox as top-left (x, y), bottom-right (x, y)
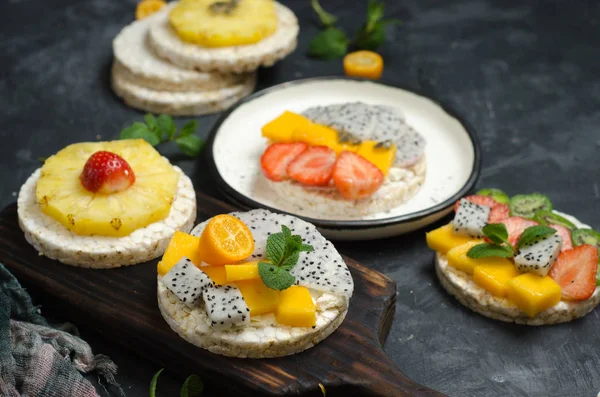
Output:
top-left (111, 1), bottom-right (299, 116)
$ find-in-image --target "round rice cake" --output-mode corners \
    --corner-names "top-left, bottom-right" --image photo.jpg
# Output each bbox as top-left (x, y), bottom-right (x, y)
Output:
top-left (435, 213), bottom-right (600, 325)
top-left (147, 2), bottom-right (299, 73)
top-left (18, 166), bottom-right (196, 269)
top-left (157, 209), bottom-right (354, 358)
top-left (111, 62), bottom-right (256, 116)
top-left (113, 5), bottom-right (248, 92)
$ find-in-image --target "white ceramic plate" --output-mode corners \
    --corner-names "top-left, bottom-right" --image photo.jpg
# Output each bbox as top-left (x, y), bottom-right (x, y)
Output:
top-left (207, 77), bottom-right (481, 240)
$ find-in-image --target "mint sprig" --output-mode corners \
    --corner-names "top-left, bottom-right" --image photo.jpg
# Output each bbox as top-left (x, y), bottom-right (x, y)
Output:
top-left (149, 368), bottom-right (204, 397)
top-left (121, 114), bottom-right (204, 157)
top-left (516, 226), bottom-right (557, 248)
top-left (259, 225), bottom-right (313, 290)
top-left (311, 0), bottom-right (337, 27)
top-left (467, 223), bottom-right (557, 259)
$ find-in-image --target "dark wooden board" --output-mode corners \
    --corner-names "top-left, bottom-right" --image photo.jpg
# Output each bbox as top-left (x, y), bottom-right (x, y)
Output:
top-left (0, 192), bottom-right (445, 397)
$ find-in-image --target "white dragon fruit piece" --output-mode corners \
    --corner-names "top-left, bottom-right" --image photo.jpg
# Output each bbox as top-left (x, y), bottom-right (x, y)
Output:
top-left (514, 234), bottom-right (562, 276)
top-left (161, 258), bottom-right (213, 307)
top-left (453, 199), bottom-right (492, 238)
top-left (202, 284), bottom-right (250, 330)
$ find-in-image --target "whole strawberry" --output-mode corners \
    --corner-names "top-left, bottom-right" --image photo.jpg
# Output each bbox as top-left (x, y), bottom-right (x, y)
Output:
top-left (80, 151), bottom-right (135, 194)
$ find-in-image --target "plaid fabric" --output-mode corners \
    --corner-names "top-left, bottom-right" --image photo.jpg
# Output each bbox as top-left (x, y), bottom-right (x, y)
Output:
top-left (0, 263), bottom-right (120, 397)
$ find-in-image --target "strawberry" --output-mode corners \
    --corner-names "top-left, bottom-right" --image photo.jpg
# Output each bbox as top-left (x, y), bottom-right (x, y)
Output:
top-left (549, 224), bottom-right (573, 252)
top-left (489, 203), bottom-right (510, 223)
top-left (79, 151), bottom-right (135, 194)
top-left (548, 244), bottom-right (598, 301)
top-left (287, 146), bottom-right (337, 186)
top-left (501, 217), bottom-right (538, 246)
top-left (260, 143), bottom-right (308, 182)
top-left (332, 151), bottom-right (384, 200)
top-left (453, 195), bottom-right (497, 212)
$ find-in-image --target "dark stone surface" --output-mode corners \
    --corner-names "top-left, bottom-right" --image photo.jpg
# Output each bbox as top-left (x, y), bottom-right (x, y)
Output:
top-left (1, 0), bottom-right (600, 396)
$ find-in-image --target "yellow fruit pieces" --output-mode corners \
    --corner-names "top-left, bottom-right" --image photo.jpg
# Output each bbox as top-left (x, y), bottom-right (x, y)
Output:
top-left (507, 273), bottom-right (562, 317)
top-left (426, 224), bottom-right (476, 254)
top-left (262, 111), bottom-right (312, 143)
top-left (447, 241), bottom-right (504, 275)
top-left (356, 141), bottom-right (397, 176)
top-left (136, 0), bottom-right (167, 20)
top-left (225, 261), bottom-right (260, 282)
top-left (197, 214), bottom-right (254, 266)
top-left (343, 50), bottom-right (384, 80)
top-left (157, 231), bottom-right (203, 275)
top-left (201, 265), bottom-right (227, 285)
top-left (276, 286), bottom-right (316, 327)
top-left (473, 262), bottom-right (520, 297)
top-left (292, 123), bottom-right (339, 149)
top-left (237, 279), bottom-right (280, 316)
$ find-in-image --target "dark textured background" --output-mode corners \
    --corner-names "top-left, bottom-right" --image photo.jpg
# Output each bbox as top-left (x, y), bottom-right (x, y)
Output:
top-left (2, 0), bottom-right (600, 396)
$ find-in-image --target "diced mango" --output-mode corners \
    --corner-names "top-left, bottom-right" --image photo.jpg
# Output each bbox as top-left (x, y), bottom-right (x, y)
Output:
top-left (201, 266), bottom-right (227, 286)
top-left (261, 111), bottom-right (312, 143)
top-left (447, 241), bottom-right (503, 275)
top-left (506, 273), bottom-right (562, 317)
top-left (276, 286), bottom-right (316, 327)
top-left (426, 224), bottom-right (477, 254)
top-left (356, 141), bottom-right (396, 176)
top-left (157, 231), bottom-right (203, 276)
top-left (226, 261), bottom-right (259, 282)
top-left (236, 279), bottom-right (280, 316)
top-left (473, 261), bottom-right (521, 297)
top-left (292, 123), bottom-right (339, 148)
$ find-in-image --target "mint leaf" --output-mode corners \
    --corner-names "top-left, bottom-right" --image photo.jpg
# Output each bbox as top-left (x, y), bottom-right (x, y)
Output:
top-left (180, 375), bottom-right (203, 397)
top-left (280, 251), bottom-right (299, 271)
top-left (311, 0), bottom-right (337, 27)
top-left (266, 231), bottom-right (286, 266)
top-left (308, 28), bottom-right (348, 59)
top-left (149, 368), bottom-right (164, 397)
top-left (179, 120), bottom-right (199, 138)
top-left (175, 134), bottom-right (204, 157)
top-left (120, 122), bottom-right (161, 146)
top-left (157, 114), bottom-right (176, 140)
top-left (467, 243), bottom-right (514, 259)
top-left (258, 262), bottom-right (296, 290)
top-left (354, 21), bottom-right (385, 51)
top-left (366, 0), bottom-right (384, 30)
top-left (482, 223), bottom-right (510, 246)
top-left (144, 113), bottom-right (160, 136)
top-left (516, 225), bottom-right (557, 249)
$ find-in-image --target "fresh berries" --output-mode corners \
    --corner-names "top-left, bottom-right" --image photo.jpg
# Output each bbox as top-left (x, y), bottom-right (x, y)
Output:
top-left (501, 217), bottom-right (539, 246)
top-left (260, 143), bottom-right (307, 182)
top-left (548, 244), bottom-right (598, 301)
top-left (79, 151), bottom-right (135, 194)
top-left (453, 195), bottom-right (497, 212)
top-left (332, 151), bottom-right (384, 200)
top-left (549, 224), bottom-right (573, 252)
top-left (287, 146), bottom-right (336, 186)
top-left (489, 203), bottom-right (510, 223)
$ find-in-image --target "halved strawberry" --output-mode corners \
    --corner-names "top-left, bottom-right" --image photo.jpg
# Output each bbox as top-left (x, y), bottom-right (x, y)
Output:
top-left (501, 216), bottom-right (538, 246)
top-left (80, 151), bottom-right (135, 194)
top-left (453, 195), bottom-right (497, 212)
top-left (548, 244), bottom-right (598, 301)
top-left (332, 151), bottom-right (384, 200)
top-left (550, 224), bottom-right (573, 252)
top-left (287, 146), bottom-right (336, 186)
top-left (260, 143), bottom-right (308, 182)
top-left (489, 203), bottom-right (510, 223)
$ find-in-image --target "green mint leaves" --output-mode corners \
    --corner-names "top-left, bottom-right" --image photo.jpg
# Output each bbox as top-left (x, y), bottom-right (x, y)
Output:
top-left (467, 224), bottom-right (557, 259)
top-left (259, 225), bottom-right (313, 290)
top-left (150, 369), bottom-right (204, 397)
top-left (308, 0), bottom-right (401, 59)
top-left (121, 113), bottom-right (204, 157)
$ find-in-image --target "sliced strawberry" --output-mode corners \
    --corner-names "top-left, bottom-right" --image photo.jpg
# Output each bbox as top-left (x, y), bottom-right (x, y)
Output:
top-left (260, 143), bottom-right (308, 182)
top-left (79, 151), bottom-right (135, 194)
top-left (550, 224), bottom-right (573, 252)
top-left (501, 216), bottom-right (539, 246)
top-left (332, 151), bottom-right (384, 200)
top-left (453, 195), bottom-right (497, 212)
top-left (489, 203), bottom-right (510, 223)
top-left (287, 146), bottom-right (337, 186)
top-left (549, 244), bottom-right (598, 301)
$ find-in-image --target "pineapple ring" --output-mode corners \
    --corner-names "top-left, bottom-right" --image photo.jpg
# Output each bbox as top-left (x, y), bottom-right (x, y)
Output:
top-left (18, 167), bottom-right (196, 268)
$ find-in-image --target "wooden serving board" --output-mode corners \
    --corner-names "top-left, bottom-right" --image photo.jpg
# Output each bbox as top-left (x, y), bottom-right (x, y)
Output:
top-left (0, 192), bottom-right (445, 397)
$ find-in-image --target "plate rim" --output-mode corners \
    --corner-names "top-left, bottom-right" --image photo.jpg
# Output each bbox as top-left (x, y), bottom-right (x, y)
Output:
top-left (205, 76), bottom-right (482, 230)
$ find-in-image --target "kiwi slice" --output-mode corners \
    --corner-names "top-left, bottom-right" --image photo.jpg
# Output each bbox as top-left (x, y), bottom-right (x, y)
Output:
top-left (476, 188), bottom-right (509, 204)
top-left (532, 210), bottom-right (576, 229)
top-left (596, 264), bottom-right (600, 286)
top-left (508, 193), bottom-right (553, 219)
top-left (571, 228), bottom-right (600, 248)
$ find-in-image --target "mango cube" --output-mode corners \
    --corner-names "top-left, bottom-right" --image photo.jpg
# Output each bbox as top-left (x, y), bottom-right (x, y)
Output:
top-left (356, 141), bottom-right (397, 176)
top-left (157, 231), bottom-right (203, 276)
top-left (507, 273), bottom-right (562, 317)
top-left (236, 279), bottom-right (280, 316)
top-left (261, 111), bottom-right (311, 143)
top-left (447, 241), bottom-right (504, 275)
top-left (276, 286), bottom-right (316, 327)
top-left (201, 266), bottom-right (227, 286)
top-left (426, 224), bottom-right (477, 254)
top-left (292, 123), bottom-right (339, 148)
top-left (225, 261), bottom-right (259, 282)
top-left (473, 261), bottom-right (520, 297)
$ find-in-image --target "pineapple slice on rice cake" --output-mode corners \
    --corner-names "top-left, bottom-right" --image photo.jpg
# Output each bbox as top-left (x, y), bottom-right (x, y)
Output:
top-left (17, 139), bottom-right (196, 268)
